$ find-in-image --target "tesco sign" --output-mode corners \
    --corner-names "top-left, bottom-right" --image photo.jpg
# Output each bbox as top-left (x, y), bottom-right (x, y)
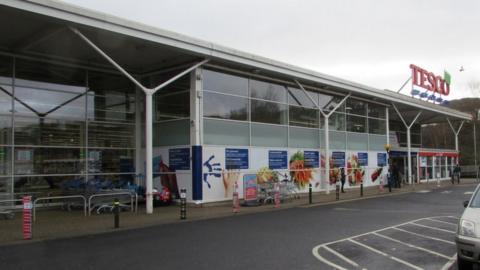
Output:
top-left (410, 64), bottom-right (450, 96)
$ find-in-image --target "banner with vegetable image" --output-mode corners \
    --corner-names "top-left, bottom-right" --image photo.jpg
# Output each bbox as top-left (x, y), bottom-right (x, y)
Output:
top-left (329, 152), bottom-right (345, 184)
top-left (289, 151), bottom-right (314, 189)
top-left (347, 153), bottom-right (365, 185)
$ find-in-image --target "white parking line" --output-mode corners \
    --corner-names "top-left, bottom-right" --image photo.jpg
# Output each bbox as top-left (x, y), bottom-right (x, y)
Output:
top-left (348, 239), bottom-right (423, 270)
top-left (440, 253), bottom-right (457, 270)
top-left (323, 245), bottom-right (359, 268)
top-left (391, 227), bottom-right (455, 245)
top-left (312, 246), bottom-right (349, 270)
top-left (372, 232), bottom-right (451, 259)
top-left (311, 216), bottom-right (459, 269)
top-left (410, 222), bottom-right (456, 234)
top-left (425, 217), bottom-right (458, 226)
top-left (443, 216), bottom-right (460, 221)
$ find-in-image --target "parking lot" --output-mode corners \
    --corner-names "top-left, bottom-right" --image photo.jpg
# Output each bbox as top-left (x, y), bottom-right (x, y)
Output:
top-left (313, 216), bottom-right (459, 270)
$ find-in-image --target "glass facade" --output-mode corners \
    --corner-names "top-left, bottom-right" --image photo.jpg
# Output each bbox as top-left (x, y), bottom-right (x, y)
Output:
top-left (202, 69), bottom-right (388, 150)
top-left (0, 56), bottom-right (139, 198)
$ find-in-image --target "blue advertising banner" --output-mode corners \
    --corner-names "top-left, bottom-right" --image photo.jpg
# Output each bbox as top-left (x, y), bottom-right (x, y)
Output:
top-left (377, 153), bottom-right (387, 167)
top-left (225, 148), bottom-right (249, 169)
top-left (358, 152), bottom-right (368, 166)
top-left (332, 152), bottom-right (345, 167)
top-left (169, 148), bottom-right (191, 170)
top-left (269, 150), bottom-right (288, 169)
top-left (304, 151), bottom-right (319, 168)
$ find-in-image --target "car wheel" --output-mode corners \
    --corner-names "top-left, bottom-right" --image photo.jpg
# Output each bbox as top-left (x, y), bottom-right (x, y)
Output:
top-left (457, 255), bottom-right (472, 270)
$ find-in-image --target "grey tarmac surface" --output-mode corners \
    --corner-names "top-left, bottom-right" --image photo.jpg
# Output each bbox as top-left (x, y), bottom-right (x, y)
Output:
top-left (0, 183), bottom-right (476, 270)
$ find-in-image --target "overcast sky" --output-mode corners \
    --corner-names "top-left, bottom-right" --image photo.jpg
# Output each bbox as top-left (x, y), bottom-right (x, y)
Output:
top-left (61, 0), bottom-right (480, 100)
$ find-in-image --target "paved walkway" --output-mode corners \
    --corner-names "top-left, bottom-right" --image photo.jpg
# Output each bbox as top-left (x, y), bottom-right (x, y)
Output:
top-left (0, 179), bottom-right (475, 246)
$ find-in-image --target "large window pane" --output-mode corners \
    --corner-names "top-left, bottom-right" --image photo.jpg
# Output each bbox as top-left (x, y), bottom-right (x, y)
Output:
top-left (203, 69), bottom-right (248, 96)
top-left (329, 131), bottom-right (346, 149)
top-left (154, 120), bottom-right (190, 146)
top-left (155, 91), bottom-right (189, 121)
top-left (368, 118), bottom-right (386, 134)
top-left (204, 119), bottom-right (249, 146)
top-left (88, 71), bottom-right (135, 123)
top-left (0, 177), bottom-right (12, 200)
top-left (319, 93), bottom-right (345, 112)
top-left (287, 87), bottom-right (317, 108)
top-left (250, 79), bottom-right (286, 102)
top-left (14, 175), bottom-right (84, 195)
top-left (204, 92), bottom-right (248, 121)
top-left (0, 85), bottom-right (12, 115)
top-left (347, 133), bottom-right (368, 150)
top-left (15, 117), bottom-right (84, 147)
top-left (368, 103), bottom-right (386, 119)
top-left (0, 147), bottom-right (11, 175)
top-left (88, 122), bottom-right (134, 148)
top-left (87, 91), bottom-right (135, 123)
top-left (346, 99), bottom-right (367, 116)
top-left (251, 123), bottom-right (287, 147)
top-left (347, 115), bottom-right (366, 133)
top-left (289, 106), bottom-right (319, 128)
top-left (14, 147), bottom-right (84, 175)
top-left (251, 100), bottom-right (287, 125)
top-left (0, 116), bottom-right (11, 145)
top-left (152, 73), bottom-right (189, 121)
top-left (88, 149), bottom-right (134, 174)
top-left (369, 135), bottom-right (387, 151)
top-left (14, 86), bottom-right (86, 120)
top-left (325, 112), bottom-right (345, 131)
top-left (289, 127), bottom-right (319, 148)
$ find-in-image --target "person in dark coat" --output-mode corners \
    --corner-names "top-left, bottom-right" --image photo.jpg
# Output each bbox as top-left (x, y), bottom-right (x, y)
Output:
top-left (453, 164), bottom-right (461, 184)
top-left (340, 167), bottom-right (346, 193)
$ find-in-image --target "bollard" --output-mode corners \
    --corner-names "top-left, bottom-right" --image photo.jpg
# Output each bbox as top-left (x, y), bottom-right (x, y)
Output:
top-left (113, 198), bottom-right (120, 229)
top-left (232, 182), bottom-right (239, 213)
top-left (180, 189), bottom-right (187, 220)
top-left (335, 182), bottom-right (340, 201)
top-left (23, 196), bottom-right (33, 240)
top-left (274, 182), bottom-right (280, 208)
top-left (360, 183), bottom-right (363, 197)
top-left (309, 183), bottom-right (312, 204)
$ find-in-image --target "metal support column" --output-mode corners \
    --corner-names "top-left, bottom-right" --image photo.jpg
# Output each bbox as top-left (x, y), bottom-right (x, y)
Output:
top-left (294, 79), bottom-right (350, 194)
top-left (70, 26), bottom-right (209, 214)
top-left (324, 116), bottom-right (330, 193)
top-left (447, 118), bottom-right (465, 153)
top-left (145, 92), bottom-right (153, 213)
top-left (392, 104), bottom-right (422, 188)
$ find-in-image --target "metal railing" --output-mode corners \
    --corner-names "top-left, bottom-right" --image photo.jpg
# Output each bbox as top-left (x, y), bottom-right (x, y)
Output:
top-left (87, 192), bottom-right (137, 216)
top-left (33, 195), bottom-right (87, 222)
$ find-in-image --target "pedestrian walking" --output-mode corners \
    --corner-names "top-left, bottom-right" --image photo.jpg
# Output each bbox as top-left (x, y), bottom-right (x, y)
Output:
top-left (340, 167), bottom-right (346, 193)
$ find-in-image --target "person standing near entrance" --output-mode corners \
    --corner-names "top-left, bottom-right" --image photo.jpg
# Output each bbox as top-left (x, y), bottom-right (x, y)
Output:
top-left (340, 167), bottom-right (346, 193)
top-left (453, 164), bottom-right (461, 184)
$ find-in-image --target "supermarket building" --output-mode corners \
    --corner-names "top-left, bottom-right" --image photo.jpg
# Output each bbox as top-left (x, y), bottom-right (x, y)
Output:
top-left (0, 0), bottom-right (471, 213)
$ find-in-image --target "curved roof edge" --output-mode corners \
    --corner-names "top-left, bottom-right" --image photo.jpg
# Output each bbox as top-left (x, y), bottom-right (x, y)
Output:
top-left (1, 0), bottom-right (472, 121)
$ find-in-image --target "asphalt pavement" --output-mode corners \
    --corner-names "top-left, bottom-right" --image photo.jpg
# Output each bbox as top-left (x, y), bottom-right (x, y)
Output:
top-left (0, 182), bottom-right (476, 270)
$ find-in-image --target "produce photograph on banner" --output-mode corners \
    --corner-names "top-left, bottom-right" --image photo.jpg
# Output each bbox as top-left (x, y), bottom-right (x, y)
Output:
top-left (329, 151), bottom-right (345, 185)
top-left (347, 153), bottom-right (365, 186)
top-left (289, 150), bottom-right (319, 189)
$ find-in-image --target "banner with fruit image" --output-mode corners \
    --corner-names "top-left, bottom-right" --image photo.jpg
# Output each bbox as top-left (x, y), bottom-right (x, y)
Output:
top-left (347, 153), bottom-right (365, 185)
top-left (289, 151), bottom-right (314, 189)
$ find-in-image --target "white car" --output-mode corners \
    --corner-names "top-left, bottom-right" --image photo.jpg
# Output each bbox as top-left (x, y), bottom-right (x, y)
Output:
top-left (456, 184), bottom-right (480, 269)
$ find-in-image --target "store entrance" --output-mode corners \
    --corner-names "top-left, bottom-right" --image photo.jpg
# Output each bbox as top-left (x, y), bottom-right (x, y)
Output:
top-left (390, 155), bottom-right (418, 186)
